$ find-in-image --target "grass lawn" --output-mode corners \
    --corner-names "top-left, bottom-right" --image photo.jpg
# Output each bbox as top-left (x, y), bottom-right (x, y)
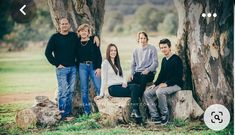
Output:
top-left (0, 36), bottom-right (233, 134)
top-left (0, 105), bottom-right (233, 135)
top-left (0, 46), bottom-right (56, 95)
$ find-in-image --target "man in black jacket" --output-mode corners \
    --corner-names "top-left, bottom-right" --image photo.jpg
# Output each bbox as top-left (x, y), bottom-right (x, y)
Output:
top-left (45, 18), bottom-right (78, 121)
top-left (144, 38), bottom-right (183, 125)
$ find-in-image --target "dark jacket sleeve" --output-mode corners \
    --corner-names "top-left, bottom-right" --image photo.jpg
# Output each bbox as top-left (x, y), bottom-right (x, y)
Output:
top-left (75, 37), bottom-right (81, 67)
top-left (154, 58), bottom-right (165, 86)
top-left (45, 35), bottom-right (59, 67)
top-left (165, 57), bottom-right (183, 87)
top-left (90, 35), bottom-right (94, 41)
top-left (93, 45), bottom-right (102, 69)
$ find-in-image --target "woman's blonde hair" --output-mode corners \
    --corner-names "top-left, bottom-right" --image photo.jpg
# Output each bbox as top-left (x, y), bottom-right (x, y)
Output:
top-left (77, 23), bottom-right (92, 37)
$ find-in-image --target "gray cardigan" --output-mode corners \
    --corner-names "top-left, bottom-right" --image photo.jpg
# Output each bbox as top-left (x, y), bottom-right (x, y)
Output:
top-left (131, 44), bottom-right (158, 75)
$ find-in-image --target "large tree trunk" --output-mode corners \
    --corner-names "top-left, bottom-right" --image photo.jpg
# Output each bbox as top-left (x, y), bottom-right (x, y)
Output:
top-left (48, 0), bottom-right (105, 35)
top-left (174, 0), bottom-right (233, 112)
top-left (47, 0), bottom-right (105, 114)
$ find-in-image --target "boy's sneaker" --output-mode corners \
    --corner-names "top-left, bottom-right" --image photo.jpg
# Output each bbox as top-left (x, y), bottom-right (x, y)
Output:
top-left (148, 117), bottom-right (161, 124)
top-left (130, 109), bottom-right (142, 118)
top-left (161, 114), bottom-right (169, 125)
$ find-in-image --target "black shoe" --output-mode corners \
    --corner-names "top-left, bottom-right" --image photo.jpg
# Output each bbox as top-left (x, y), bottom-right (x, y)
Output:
top-left (148, 117), bottom-right (161, 124)
top-left (130, 109), bottom-right (142, 118)
top-left (161, 114), bottom-right (169, 125)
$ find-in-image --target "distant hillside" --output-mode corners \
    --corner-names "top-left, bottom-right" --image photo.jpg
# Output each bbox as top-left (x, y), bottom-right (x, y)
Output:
top-left (105, 0), bottom-right (174, 15)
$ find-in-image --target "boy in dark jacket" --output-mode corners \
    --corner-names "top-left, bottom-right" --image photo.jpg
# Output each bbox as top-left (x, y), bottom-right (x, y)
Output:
top-left (144, 38), bottom-right (183, 125)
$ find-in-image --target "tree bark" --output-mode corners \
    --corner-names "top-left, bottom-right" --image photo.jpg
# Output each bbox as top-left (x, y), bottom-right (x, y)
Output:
top-left (47, 0), bottom-right (105, 35)
top-left (174, 0), bottom-right (233, 112)
top-left (94, 97), bottom-right (132, 126)
top-left (168, 90), bottom-right (204, 120)
top-left (47, 0), bottom-right (105, 114)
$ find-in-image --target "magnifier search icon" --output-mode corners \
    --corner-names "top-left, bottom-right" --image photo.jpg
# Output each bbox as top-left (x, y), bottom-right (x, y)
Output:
top-left (214, 115), bottom-right (220, 121)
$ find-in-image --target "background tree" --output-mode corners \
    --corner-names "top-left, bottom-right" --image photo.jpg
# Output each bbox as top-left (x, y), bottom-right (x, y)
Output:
top-left (132, 4), bottom-right (165, 32)
top-left (174, 0), bottom-right (233, 112)
top-left (104, 11), bottom-right (123, 32)
top-left (158, 13), bottom-right (178, 35)
top-left (1, 0), bottom-right (54, 51)
top-left (0, 0), bottom-right (14, 40)
top-left (48, 0), bottom-right (105, 36)
top-left (48, 0), bottom-right (105, 114)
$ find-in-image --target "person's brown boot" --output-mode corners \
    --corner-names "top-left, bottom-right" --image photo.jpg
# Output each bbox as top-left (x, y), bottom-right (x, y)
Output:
top-left (64, 116), bottom-right (75, 122)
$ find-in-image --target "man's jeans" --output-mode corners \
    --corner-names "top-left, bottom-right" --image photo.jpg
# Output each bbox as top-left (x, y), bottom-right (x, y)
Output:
top-left (79, 63), bottom-right (101, 114)
top-left (56, 66), bottom-right (76, 118)
top-left (144, 85), bottom-right (181, 118)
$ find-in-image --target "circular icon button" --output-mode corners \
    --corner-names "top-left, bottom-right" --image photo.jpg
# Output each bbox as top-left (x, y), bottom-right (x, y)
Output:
top-left (204, 104), bottom-right (230, 131)
top-left (10, 0), bottom-right (37, 23)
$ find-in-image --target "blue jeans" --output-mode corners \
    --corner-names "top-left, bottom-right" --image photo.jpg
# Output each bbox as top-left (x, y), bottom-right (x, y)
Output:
top-left (79, 63), bottom-right (101, 114)
top-left (56, 66), bottom-right (76, 118)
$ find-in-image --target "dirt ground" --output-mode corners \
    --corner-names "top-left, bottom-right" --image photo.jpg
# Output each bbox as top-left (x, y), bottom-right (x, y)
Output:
top-left (0, 91), bottom-right (55, 104)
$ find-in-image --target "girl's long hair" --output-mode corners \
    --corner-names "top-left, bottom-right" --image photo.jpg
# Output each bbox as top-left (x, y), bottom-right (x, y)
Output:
top-left (106, 44), bottom-right (123, 76)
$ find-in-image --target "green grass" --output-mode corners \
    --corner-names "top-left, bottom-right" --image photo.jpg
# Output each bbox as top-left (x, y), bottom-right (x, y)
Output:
top-left (0, 103), bottom-right (33, 135)
top-left (0, 98), bottom-right (233, 135)
top-left (0, 47), bottom-right (56, 94)
top-left (1, 111), bottom-right (231, 135)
